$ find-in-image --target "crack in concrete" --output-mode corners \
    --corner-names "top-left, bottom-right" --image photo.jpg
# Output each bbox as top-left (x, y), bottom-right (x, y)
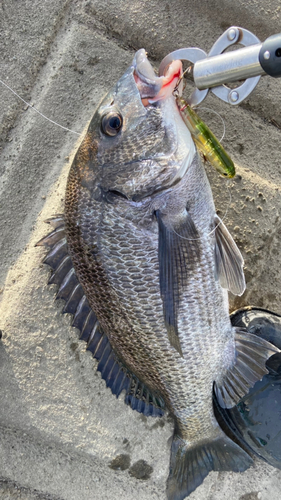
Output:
top-left (0, 477), bottom-right (65, 500)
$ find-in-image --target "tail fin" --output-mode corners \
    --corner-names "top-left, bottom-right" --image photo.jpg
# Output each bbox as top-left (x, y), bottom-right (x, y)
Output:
top-left (167, 432), bottom-right (253, 500)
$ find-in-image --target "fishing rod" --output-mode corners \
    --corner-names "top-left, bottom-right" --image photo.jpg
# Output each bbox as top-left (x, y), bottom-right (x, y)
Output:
top-left (159, 26), bottom-right (281, 107)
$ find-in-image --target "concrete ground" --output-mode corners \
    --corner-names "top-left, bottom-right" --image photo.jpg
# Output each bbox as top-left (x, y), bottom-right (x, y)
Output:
top-left (1, 1), bottom-right (281, 499)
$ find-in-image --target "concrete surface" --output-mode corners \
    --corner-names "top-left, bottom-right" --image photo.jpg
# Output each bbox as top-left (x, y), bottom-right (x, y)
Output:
top-left (0, 1), bottom-right (281, 499)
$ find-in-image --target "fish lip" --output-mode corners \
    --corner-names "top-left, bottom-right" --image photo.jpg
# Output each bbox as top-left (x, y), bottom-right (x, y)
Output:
top-left (133, 49), bottom-right (164, 100)
top-left (133, 49), bottom-right (183, 105)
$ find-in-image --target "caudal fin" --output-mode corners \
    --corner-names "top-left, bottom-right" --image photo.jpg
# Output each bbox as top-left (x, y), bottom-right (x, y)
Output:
top-left (167, 432), bottom-right (253, 500)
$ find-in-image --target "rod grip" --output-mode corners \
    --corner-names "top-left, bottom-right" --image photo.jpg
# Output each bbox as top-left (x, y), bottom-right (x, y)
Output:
top-left (259, 33), bottom-right (281, 77)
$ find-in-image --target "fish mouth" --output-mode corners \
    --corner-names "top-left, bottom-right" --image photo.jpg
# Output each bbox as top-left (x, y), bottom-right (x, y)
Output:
top-left (133, 49), bottom-right (182, 106)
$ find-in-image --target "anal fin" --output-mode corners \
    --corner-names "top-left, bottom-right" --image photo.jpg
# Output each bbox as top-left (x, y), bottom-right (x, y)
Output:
top-left (215, 328), bottom-right (280, 409)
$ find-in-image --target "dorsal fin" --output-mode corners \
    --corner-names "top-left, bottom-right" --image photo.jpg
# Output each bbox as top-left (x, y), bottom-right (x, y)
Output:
top-left (36, 216), bottom-right (165, 417)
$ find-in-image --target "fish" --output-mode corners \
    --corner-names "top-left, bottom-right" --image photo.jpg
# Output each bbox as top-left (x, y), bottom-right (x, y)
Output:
top-left (37, 49), bottom-right (279, 500)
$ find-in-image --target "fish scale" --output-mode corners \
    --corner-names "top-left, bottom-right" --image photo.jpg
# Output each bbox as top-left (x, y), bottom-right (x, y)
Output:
top-left (74, 210), bottom-right (176, 401)
top-left (67, 151), bottom-right (231, 434)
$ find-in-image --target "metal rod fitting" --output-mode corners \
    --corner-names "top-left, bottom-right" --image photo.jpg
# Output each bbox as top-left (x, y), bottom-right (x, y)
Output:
top-left (193, 44), bottom-right (265, 90)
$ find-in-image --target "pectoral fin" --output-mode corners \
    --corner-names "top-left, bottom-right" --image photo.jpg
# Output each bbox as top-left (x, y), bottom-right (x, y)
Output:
top-left (156, 210), bottom-right (200, 356)
top-left (215, 328), bottom-right (280, 409)
top-left (214, 215), bottom-right (246, 296)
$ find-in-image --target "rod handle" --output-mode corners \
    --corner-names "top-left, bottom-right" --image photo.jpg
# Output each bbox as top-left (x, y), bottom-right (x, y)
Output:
top-left (259, 33), bottom-right (281, 77)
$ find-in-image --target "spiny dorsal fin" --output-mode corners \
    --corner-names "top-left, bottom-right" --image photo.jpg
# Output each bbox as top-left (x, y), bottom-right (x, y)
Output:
top-left (215, 327), bottom-right (280, 409)
top-left (214, 214), bottom-right (246, 296)
top-left (156, 210), bottom-right (200, 356)
top-left (38, 216), bottom-right (165, 417)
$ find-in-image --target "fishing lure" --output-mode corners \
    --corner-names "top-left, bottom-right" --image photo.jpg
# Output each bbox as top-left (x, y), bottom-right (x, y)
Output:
top-left (176, 96), bottom-right (236, 178)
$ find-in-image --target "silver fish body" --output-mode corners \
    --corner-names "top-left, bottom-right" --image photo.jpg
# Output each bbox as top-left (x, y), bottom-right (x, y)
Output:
top-left (39, 50), bottom-right (279, 500)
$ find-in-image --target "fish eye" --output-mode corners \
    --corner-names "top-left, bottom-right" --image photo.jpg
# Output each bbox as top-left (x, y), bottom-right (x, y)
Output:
top-left (101, 111), bottom-right (123, 136)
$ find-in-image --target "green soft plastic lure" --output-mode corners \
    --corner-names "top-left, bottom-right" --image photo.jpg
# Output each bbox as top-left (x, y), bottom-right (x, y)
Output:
top-left (176, 96), bottom-right (235, 178)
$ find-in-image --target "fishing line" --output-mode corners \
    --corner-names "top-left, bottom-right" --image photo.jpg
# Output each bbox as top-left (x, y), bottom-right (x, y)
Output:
top-left (2, 75), bottom-right (232, 241)
top-left (195, 106), bottom-right (226, 142)
top-left (168, 179), bottom-right (232, 242)
top-left (0, 79), bottom-right (81, 136)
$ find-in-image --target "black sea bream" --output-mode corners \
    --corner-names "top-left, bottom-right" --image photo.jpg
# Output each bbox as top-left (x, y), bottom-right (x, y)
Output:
top-left (38, 50), bottom-right (279, 500)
